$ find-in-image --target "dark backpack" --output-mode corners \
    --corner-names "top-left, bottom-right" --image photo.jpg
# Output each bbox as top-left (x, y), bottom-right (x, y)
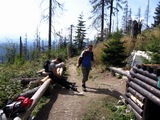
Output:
top-left (43, 60), bottom-right (51, 72)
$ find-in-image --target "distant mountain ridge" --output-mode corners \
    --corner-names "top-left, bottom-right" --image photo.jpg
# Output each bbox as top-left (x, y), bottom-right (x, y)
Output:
top-left (0, 41), bottom-right (35, 62)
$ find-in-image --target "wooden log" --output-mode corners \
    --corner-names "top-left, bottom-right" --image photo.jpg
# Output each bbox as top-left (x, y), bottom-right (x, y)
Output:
top-left (131, 107), bottom-right (143, 120)
top-left (29, 79), bottom-right (43, 84)
top-left (41, 76), bottom-right (49, 82)
top-left (129, 70), bottom-right (157, 87)
top-left (140, 64), bottom-right (160, 72)
top-left (127, 87), bottom-right (145, 103)
top-left (109, 67), bottom-right (128, 76)
top-left (20, 87), bottom-right (40, 98)
top-left (20, 77), bottom-right (43, 86)
top-left (128, 75), bottom-right (160, 98)
top-left (154, 68), bottom-right (160, 76)
top-left (132, 66), bottom-right (157, 81)
top-left (140, 64), bottom-right (160, 75)
top-left (27, 79), bottom-right (44, 89)
top-left (21, 78), bottom-right (41, 81)
top-left (141, 64), bottom-right (147, 70)
top-left (128, 81), bottom-right (160, 106)
top-left (124, 96), bottom-right (143, 116)
top-left (126, 92), bottom-right (144, 109)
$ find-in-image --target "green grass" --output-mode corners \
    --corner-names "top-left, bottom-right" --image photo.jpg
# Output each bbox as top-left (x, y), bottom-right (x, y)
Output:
top-left (82, 96), bottom-right (135, 120)
top-left (31, 97), bottom-right (48, 116)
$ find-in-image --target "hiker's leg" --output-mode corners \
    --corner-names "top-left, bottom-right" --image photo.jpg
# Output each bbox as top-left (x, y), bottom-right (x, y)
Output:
top-left (65, 80), bottom-right (76, 86)
top-left (60, 76), bottom-right (75, 85)
top-left (58, 77), bottom-right (71, 89)
top-left (49, 73), bottom-right (68, 88)
top-left (82, 67), bottom-right (90, 85)
top-left (49, 74), bottom-right (77, 92)
top-left (82, 67), bottom-right (87, 84)
top-left (59, 77), bottom-right (78, 92)
top-left (81, 67), bottom-right (90, 91)
top-left (49, 73), bottom-right (59, 83)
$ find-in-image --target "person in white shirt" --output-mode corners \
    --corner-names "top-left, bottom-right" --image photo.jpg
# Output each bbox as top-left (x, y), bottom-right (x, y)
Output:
top-left (49, 57), bottom-right (78, 92)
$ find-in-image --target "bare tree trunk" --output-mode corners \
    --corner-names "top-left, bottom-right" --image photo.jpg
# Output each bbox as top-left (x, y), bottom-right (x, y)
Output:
top-left (145, 0), bottom-right (150, 28)
top-left (109, 0), bottom-right (113, 34)
top-left (20, 36), bottom-right (23, 59)
top-left (101, 0), bottom-right (104, 41)
top-left (68, 25), bottom-right (73, 58)
top-left (48, 0), bottom-right (52, 58)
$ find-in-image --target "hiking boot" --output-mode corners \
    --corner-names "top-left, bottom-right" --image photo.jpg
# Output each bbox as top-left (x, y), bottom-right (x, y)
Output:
top-left (71, 87), bottom-right (79, 93)
top-left (82, 83), bottom-right (86, 88)
top-left (82, 87), bottom-right (87, 92)
top-left (69, 89), bottom-right (74, 94)
top-left (71, 82), bottom-right (76, 86)
top-left (82, 83), bottom-right (87, 91)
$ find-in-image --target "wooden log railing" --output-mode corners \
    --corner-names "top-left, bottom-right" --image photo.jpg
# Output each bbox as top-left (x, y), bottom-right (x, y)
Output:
top-left (128, 74), bottom-right (160, 98)
top-left (127, 87), bottom-right (145, 103)
top-left (14, 76), bottom-right (51, 120)
top-left (124, 95), bottom-right (143, 116)
top-left (126, 92), bottom-right (144, 109)
top-left (109, 65), bottom-right (160, 119)
top-left (20, 86), bottom-right (40, 98)
top-left (132, 66), bottom-right (157, 80)
top-left (125, 64), bottom-right (160, 120)
top-left (130, 70), bottom-right (157, 87)
top-left (109, 67), bottom-right (129, 76)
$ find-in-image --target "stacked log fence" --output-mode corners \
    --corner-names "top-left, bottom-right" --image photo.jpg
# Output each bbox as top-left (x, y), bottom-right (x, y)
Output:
top-left (126, 64), bottom-right (160, 120)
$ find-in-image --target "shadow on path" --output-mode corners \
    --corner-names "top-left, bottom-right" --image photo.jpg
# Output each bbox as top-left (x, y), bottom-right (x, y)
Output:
top-left (85, 86), bottom-right (124, 98)
top-left (33, 88), bottom-right (59, 120)
top-left (33, 86), bottom-right (83, 120)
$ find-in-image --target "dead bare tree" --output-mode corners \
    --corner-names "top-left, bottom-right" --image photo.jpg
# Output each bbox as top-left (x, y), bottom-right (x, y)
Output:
top-left (40, 0), bottom-right (63, 58)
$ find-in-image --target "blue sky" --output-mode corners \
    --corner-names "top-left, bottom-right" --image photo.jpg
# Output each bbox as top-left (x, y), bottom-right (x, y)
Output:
top-left (0, 0), bottom-right (159, 42)
top-left (128, 0), bottom-right (159, 22)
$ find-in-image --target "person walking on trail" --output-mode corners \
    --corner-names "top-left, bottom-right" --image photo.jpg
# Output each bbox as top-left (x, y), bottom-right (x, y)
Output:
top-left (77, 45), bottom-right (95, 91)
top-left (49, 57), bottom-right (79, 93)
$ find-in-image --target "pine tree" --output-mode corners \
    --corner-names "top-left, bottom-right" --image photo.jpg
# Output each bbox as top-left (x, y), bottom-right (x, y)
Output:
top-left (74, 13), bottom-right (86, 50)
top-left (152, 1), bottom-right (160, 27)
top-left (101, 31), bottom-right (127, 68)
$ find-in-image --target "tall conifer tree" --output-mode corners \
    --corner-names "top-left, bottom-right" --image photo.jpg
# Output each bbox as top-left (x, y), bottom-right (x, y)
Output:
top-left (152, 1), bottom-right (160, 27)
top-left (74, 13), bottom-right (86, 50)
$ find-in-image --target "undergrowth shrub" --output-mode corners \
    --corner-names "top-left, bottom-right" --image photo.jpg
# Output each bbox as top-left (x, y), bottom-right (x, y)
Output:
top-left (101, 32), bottom-right (127, 68)
top-left (0, 72), bottom-right (22, 107)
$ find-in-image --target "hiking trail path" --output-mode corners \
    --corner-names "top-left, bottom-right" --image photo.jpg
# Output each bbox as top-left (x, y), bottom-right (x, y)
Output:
top-left (34, 59), bottom-right (126, 120)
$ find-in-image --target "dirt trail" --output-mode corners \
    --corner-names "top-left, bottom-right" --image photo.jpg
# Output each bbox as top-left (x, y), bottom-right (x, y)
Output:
top-left (34, 59), bottom-right (126, 120)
